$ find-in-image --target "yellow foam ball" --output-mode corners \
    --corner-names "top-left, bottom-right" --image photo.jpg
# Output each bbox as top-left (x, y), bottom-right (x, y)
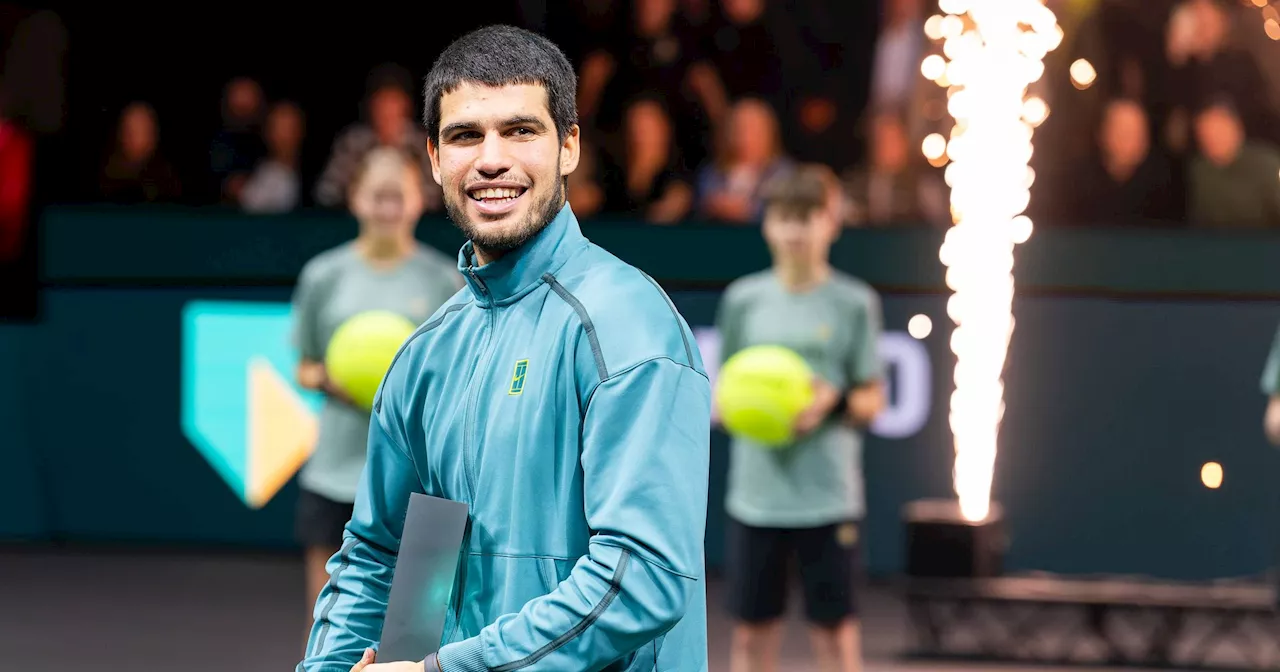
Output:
top-left (715, 345), bottom-right (815, 448)
top-left (324, 310), bottom-right (418, 411)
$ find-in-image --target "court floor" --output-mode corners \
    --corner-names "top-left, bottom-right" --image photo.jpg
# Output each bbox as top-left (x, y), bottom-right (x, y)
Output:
top-left (0, 547), bottom-right (1160, 672)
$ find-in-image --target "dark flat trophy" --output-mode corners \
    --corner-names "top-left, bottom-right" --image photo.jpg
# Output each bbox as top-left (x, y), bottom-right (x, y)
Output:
top-left (377, 493), bottom-right (470, 662)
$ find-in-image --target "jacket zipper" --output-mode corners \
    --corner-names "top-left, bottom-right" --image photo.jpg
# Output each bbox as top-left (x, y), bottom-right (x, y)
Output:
top-left (462, 267), bottom-right (497, 500)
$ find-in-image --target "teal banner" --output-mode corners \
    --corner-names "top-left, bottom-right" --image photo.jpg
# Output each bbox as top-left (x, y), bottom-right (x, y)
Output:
top-left (6, 207), bottom-right (1280, 581)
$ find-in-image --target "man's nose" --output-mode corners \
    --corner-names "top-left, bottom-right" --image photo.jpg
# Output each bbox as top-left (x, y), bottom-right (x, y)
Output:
top-left (475, 133), bottom-right (513, 176)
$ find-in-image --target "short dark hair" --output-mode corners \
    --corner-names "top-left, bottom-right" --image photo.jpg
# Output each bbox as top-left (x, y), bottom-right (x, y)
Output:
top-left (422, 25), bottom-right (578, 144)
top-left (762, 165), bottom-right (832, 221)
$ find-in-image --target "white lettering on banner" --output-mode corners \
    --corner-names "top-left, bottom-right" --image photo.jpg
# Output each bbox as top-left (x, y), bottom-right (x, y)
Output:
top-left (691, 327), bottom-right (932, 439)
top-left (871, 332), bottom-right (932, 439)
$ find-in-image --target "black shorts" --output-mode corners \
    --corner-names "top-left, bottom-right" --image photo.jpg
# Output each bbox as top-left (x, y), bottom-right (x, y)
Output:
top-left (725, 518), bottom-right (863, 625)
top-left (295, 488), bottom-right (354, 549)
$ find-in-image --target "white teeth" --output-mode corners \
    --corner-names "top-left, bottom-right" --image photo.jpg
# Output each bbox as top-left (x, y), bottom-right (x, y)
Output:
top-left (472, 187), bottom-right (521, 200)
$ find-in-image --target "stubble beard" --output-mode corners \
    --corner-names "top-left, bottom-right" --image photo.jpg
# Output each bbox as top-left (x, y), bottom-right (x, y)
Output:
top-left (445, 172), bottom-right (564, 259)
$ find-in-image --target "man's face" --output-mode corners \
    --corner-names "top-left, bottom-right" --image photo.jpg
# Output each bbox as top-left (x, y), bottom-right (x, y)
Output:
top-left (871, 115), bottom-right (908, 172)
top-left (1100, 102), bottom-right (1149, 170)
top-left (226, 78), bottom-right (262, 122)
top-left (730, 102), bottom-right (773, 164)
top-left (626, 102), bottom-right (670, 164)
top-left (429, 83), bottom-right (580, 257)
top-left (722, 0), bottom-right (762, 25)
top-left (266, 105), bottom-right (303, 156)
top-left (370, 88), bottom-right (410, 143)
top-left (1195, 107), bottom-right (1243, 167)
top-left (120, 106), bottom-right (157, 162)
top-left (762, 206), bottom-right (836, 267)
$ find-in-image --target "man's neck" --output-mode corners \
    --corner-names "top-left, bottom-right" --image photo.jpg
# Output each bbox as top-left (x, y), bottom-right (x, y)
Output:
top-left (472, 244), bottom-right (501, 267)
top-left (774, 261), bottom-right (830, 292)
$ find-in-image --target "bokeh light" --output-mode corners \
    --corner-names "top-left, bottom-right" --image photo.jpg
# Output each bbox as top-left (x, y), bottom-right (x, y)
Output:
top-left (925, 14), bottom-right (946, 40)
top-left (1201, 462), bottom-right (1224, 489)
top-left (909, 314), bottom-right (934, 340)
top-left (1070, 58), bottom-right (1097, 89)
top-left (922, 54), bottom-right (948, 80)
top-left (922, 133), bottom-right (948, 161)
top-left (1022, 97), bottom-right (1049, 126)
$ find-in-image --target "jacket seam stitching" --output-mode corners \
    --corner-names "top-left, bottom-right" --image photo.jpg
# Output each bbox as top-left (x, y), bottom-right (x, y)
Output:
top-left (373, 301), bottom-right (471, 415)
top-left (309, 537), bottom-right (360, 657)
top-left (637, 270), bottom-right (694, 367)
top-left (582, 356), bottom-right (709, 412)
top-left (592, 539), bottom-right (701, 581)
top-left (466, 551), bottom-right (577, 561)
top-left (542, 273), bottom-right (608, 380)
top-left (489, 550), bottom-right (632, 671)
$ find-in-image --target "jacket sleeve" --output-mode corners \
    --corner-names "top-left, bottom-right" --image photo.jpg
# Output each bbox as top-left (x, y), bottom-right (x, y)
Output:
top-left (436, 357), bottom-right (711, 672)
top-left (298, 409), bottom-right (422, 671)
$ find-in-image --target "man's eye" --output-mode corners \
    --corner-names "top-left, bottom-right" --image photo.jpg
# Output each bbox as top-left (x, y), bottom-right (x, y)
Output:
top-left (512, 127), bottom-right (533, 136)
top-left (453, 131), bottom-right (480, 141)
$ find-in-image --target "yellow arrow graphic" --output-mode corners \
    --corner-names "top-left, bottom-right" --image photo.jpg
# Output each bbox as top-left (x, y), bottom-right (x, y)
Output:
top-left (246, 356), bottom-right (318, 509)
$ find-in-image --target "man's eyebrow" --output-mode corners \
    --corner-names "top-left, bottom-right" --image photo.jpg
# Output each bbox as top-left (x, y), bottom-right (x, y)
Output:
top-left (503, 115), bottom-right (547, 129)
top-left (441, 121), bottom-right (479, 137)
top-left (441, 116), bottom-right (548, 138)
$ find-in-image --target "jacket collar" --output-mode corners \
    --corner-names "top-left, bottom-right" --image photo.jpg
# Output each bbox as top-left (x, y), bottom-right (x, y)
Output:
top-left (457, 202), bottom-right (586, 307)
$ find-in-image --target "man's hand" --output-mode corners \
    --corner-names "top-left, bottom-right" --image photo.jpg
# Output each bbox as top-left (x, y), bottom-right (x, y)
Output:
top-left (793, 376), bottom-right (840, 437)
top-left (349, 648), bottom-right (429, 672)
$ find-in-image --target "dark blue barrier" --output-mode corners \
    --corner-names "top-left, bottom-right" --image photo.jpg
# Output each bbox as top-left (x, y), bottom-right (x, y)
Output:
top-left (4, 207), bottom-right (1280, 581)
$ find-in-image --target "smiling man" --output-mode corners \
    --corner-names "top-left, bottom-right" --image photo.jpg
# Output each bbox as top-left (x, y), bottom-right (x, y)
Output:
top-left (298, 25), bottom-right (712, 672)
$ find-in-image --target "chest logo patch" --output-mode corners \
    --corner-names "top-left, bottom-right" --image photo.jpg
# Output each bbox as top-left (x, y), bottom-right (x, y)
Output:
top-left (509, 359), bottom-right (529, 396)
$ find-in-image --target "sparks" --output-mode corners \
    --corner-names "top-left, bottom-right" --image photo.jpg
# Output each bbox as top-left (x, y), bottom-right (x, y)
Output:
top-left (923, 0), bottom-right (1061, 522)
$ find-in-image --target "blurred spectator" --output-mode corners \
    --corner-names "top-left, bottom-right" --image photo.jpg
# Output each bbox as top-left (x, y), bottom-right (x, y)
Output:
top-left (98, 102), bottom-right (181, 204)
top-left (209, 77), bottom-right (267, 204)
top-left (867, 0), bottom-right (950, 156)
top-left (705, 0), bottom-right (838, 164)
top-left (704, 0), bottom-right (807, 116)
top-left (567, 140), bottom-right (606, 219)
top-left (695, 98), bottom-right (793, 224)
top-left (1187, 100), bottom-right (1280, 229)
top-left (576, 0), bottom-right (727, 167)
top-left (1066, 99), bottom-right (1183, 224)
top-left (315, 64), bottom-right (441, 211)
top-left (842, 107), bottom-right (948, 228)
top-left (869, 0), bottom-right (925, 114)
top-left (240, 101), bottom-right (306, 214)
top-left (0, 110), bottom-right (32, 262)
top-left (0, 8), bottom-right (66, 135)
top-left (601, 98), bottom-right (693, 224)
top-left (1162, 0), bottom-right (1280, 152)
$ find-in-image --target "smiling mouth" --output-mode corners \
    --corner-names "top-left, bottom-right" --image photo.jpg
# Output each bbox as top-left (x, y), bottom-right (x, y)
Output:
top-left (468, 187), bottom-right (527, 204)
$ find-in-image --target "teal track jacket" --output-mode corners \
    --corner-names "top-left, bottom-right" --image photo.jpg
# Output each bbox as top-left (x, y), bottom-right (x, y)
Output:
top-left (300, 204), bottom-right (712, 671)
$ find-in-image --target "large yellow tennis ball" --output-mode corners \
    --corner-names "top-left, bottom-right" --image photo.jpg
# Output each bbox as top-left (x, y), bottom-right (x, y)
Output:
top-left (324, 311), bottom-right (418, 411)
top-left (715, 345), bottom-right (815, 448)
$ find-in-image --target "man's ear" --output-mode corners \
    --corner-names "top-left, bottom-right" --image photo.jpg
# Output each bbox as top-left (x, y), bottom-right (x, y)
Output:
top-left (559, 124), bottom-right (581, 177)
top-left (426, 137), bottom-right (443, 186)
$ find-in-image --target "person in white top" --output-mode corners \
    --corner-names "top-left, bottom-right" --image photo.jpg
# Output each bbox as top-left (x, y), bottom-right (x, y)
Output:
top-left (241, 101), bottom-right (305, 214)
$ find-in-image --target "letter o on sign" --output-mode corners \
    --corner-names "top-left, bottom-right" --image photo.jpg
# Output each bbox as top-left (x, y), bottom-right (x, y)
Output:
top-left (871, 332), bottom-right (931, 439)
